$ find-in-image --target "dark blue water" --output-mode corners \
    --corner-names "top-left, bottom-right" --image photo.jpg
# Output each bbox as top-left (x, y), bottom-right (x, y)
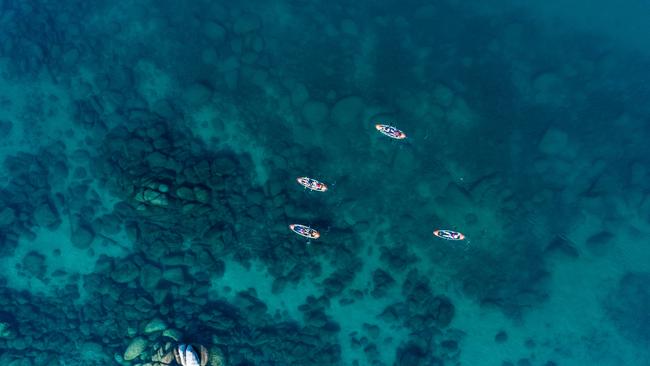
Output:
top-left (0, 1), bottom-right (648, 365)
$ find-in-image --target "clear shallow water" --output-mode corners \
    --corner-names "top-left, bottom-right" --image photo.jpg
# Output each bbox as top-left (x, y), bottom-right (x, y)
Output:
top-left (0, 1), bottom-right (648, 365)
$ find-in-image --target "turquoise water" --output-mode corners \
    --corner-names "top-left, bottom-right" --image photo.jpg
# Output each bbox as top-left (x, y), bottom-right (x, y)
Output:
top-left (0, 1), bottom-right (649, 365)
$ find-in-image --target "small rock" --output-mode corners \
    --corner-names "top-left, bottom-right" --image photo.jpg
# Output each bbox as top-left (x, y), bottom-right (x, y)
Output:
top-left (0, 207), bottom-right (16, 226)
top-left (224, 70), bottom-right (238, 90)
top-left (139, 263), bottom-right (162, 290)
top-left (371, 269), bottom-right (395, 298)
top-left (533, 72), bottom-right (566, 106)
top-left (211, 157), bottom-right (236, 175)
top-left (433, 83), bottom-right (454, 107)
top-left (0, 119), bottom-right (12, 137)
top-left (152, 99), bottom-right (178, 120)
top-left (94, 213), bottom-right (121, 236)
top-left (517, 358), bottom-right (532, 366)
top-left (183, 82), bottom-right (213, 106)
top-left (446, 97), bottom-right (477, 128)
top-left (111, 261), bottom-right (140, 283)
top-left (33, 201), bottom-right (60, 229)
top-left (124, 337), bottom-right (148, 361)
top-left (193, 186), bottom-right (210, 203)
top-left (134, 188), bottom-right (169, 206)
top-left (587, 231), bottom-right (614, 255)
top-left (22, 251), bottom-right (46, 279)
top-left (233, 12), bottom-right (261, 34)
top-left (301, 100), bottom-right (329, 125)
top-left (162, 328), bottom-right (182, 341)
top-left (0, 321), bottom-right (15, 339)
top-left (538, 127), bottom-right (568, 155)
top-left (340, 19), bottom-right (358, 36)
top-left (208, 346), bottom-right (226, 366)
top-left (331, 96), bottom-right (364, 126)
top-left (218, 56), bottom-right (239, 73)
top-left (71, 222), bottom-right (95, 249)
top-left (202, 21), bottom-right (226, 42)
top-left (251, 34), bottom-right (265, 52)
top-left (495, 330), bottom-right (508, 343)
top-left (291, 83), bottom-right (309, 107)
top-left (162, 267), bottom-right (185, 285)
top-left (144, 318), bottom-right (167, 334)
top-left (176, 186), bottom-right (195, 201)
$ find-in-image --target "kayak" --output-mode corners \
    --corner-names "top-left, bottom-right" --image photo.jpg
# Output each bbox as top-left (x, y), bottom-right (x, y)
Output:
top-left (375, 124), bottom-right (407, 140)
top-left (433, 229), bottom-right (465, 241)
top-left (289, 224), bottom-right (321, 239)
top-left (296, 177), bottom-right (328, 192)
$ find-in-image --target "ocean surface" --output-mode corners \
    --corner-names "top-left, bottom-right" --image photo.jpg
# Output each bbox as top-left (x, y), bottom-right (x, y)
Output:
top-left (0, 0), bottom-right (648, 365)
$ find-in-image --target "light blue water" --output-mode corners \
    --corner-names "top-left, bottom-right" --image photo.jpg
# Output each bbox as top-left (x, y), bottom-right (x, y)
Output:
top-left (0, 1), bottom-right (648, 365)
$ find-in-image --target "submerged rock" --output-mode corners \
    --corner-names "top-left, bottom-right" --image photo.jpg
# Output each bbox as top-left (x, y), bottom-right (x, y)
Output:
top-left (0, 119), bottom-right (13, 137)
top-left (585, 231), bottom-right (614, 255)
top-left (33, 201), bottom-right (61, 229)
top-left (134, 188), bottom-right (169, 207)
top-left (22, 251), bottom-right (46, 279)
top-left (331, 96), bottom-right (365, 126)
top-left (203, 21), bottom-right (226, 43)
top-left (301, 100), bottom-right (329, 125)
top-left (139, 263), bottom-right (162, 290)
top-left (0, 321), bottom-right (15, 339)
top-left (0, 207), bottom-right (16, 226)
top-left (209, 345), bottom-right (226, 366)
top-left (111, 260), bottom-right (140, 283)
top-left (432, 83), bottom-right (455, 107)
top-left (183, 82), bottom-right (213, 106)
top-left (162, 328), bottom-right (182, 341)
top-left (144, 318), bottom-right (167, 334)
top-left (233, 12), bottom-right (261, 34)
top-left (124, 336), bottom-right (148, 361)
top-left (538, 127), bottom-right (568, 156)
top-left (605, 271), bottom-right (650, 343)
top-left (71, 222), bottom-right (95, 249)
top-left (371, 269), bottom-right (396, 298)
